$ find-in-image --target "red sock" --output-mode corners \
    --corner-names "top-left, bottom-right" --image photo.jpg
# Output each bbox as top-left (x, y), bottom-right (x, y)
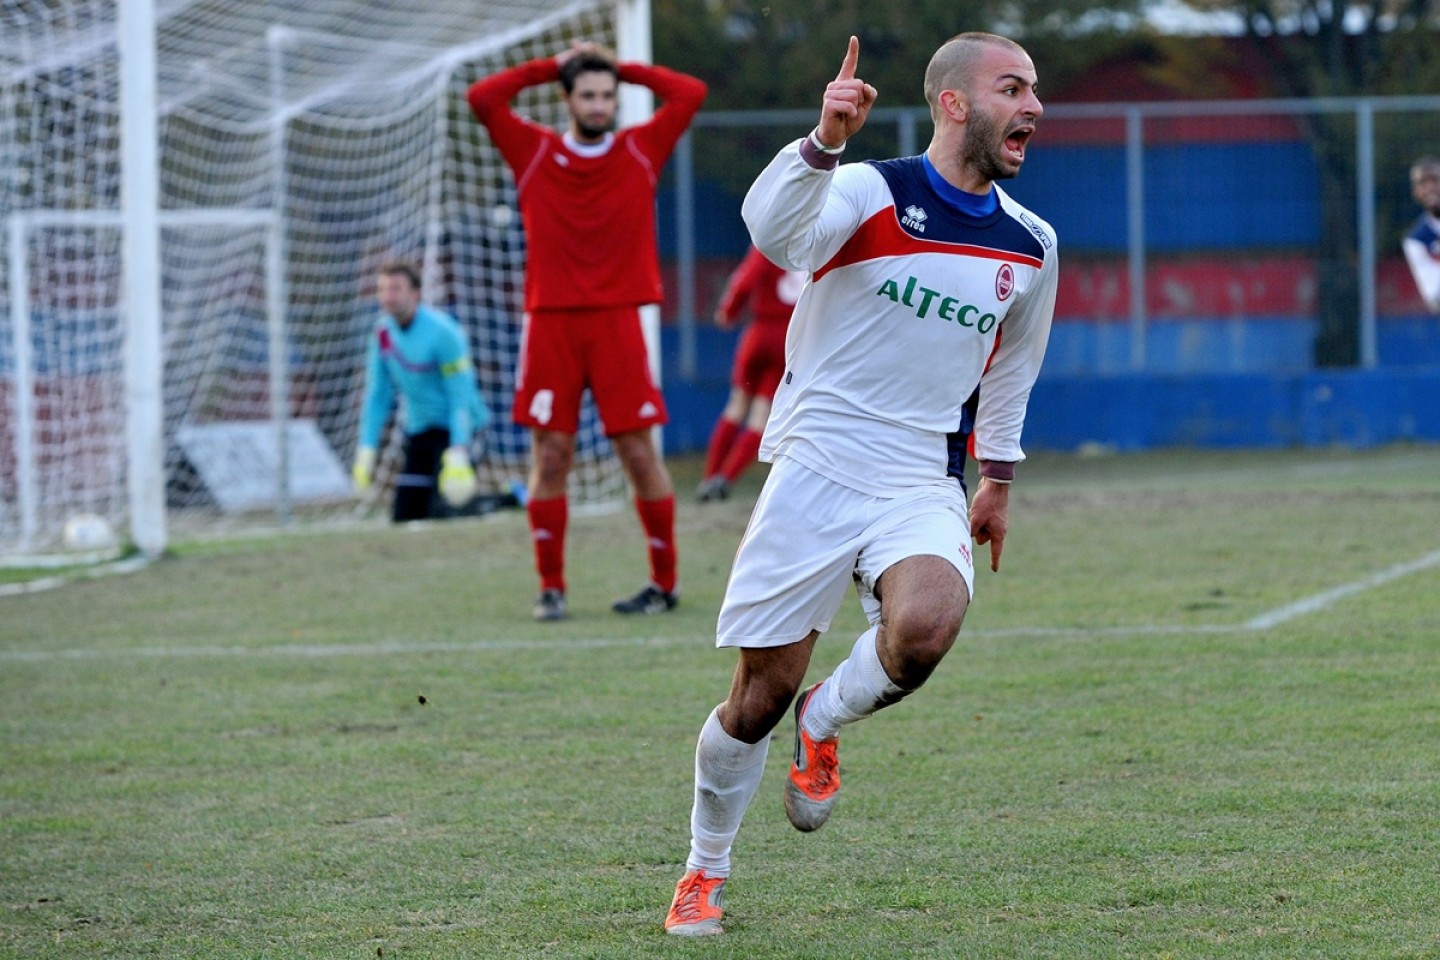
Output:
top-left (635, 494), bottom-right (678, 594)
top-left (527, 496), bottom-right (568, 593)
top-left (703, 417), bottom-right (741, 479)
top-left (720, 427), bottom-right (763, 483)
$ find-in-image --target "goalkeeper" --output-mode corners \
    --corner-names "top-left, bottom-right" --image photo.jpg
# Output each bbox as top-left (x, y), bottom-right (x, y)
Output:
top-left (353, 260), bottom-right (491, 522)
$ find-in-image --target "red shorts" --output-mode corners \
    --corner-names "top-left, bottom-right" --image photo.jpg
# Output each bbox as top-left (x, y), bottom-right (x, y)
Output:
top-left (515, 306), bottom-right (668, 436)
top-left (731, 320), bottom-right (788, 400)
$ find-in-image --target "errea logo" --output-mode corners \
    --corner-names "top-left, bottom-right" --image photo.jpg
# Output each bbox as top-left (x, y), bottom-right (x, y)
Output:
top-left (901, 204), bottom-right (928, 233)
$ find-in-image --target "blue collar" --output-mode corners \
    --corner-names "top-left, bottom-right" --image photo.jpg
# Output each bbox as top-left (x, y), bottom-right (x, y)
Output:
top-left (921, 153), bottom-right (998, 217)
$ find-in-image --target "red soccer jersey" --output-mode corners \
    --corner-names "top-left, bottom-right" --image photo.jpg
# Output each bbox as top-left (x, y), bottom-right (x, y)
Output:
top-left (716, 245), bottom-right (805, 327)
top-left (468, 59), bottom-right (707, 312)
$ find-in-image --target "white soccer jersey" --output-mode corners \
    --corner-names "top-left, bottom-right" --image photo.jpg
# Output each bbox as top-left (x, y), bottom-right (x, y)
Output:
top-left (742, 140), bottom-right (1059, 496)
top-left (1402, 212), bottom-right (1440, 312)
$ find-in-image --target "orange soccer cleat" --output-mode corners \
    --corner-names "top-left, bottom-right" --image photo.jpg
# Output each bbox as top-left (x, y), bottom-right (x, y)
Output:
top-left (784, 682), bottom-right (841, 832)
top-left (664, 869), bottom-right (726, 936)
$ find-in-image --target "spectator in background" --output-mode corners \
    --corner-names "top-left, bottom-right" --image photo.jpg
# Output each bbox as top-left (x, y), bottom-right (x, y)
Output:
top-left (696, 246), bottom-right (806, 502)
top-left (1403, 155), bottom-right (1440, 312)
top-left (467, 41), bottom-right (706, 621)
top-left (353, 261), bottom-right (490, 522)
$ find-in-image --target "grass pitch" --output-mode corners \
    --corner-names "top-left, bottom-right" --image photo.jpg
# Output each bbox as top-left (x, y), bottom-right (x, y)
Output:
top-left (3, 446), bottom-right (1439, 959)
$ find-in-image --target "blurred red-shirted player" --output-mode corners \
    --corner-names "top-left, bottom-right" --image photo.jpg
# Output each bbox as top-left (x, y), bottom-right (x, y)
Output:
top-left (697, 246), bottom-right (806, 502)
top-left (468, 42), bottom-right (706, 622)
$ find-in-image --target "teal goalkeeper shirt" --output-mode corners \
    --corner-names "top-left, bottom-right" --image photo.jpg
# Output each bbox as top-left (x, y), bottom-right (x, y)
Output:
top-left (358, 305), bottom-right (490, 450)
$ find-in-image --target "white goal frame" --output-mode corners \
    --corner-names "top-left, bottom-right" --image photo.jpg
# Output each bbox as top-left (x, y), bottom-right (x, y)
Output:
top-left (5, 0), bottom-right (653, 560)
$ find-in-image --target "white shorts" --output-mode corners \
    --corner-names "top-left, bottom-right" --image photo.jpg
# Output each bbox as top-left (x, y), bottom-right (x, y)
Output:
top-left (716, 456), bottom-right (975, 648)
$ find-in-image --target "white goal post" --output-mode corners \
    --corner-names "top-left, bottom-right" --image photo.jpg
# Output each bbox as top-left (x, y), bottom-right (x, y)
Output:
top-left (2, 0), bottom-right (655, 560)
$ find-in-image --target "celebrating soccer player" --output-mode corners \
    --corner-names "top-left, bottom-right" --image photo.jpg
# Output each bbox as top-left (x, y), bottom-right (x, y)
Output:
top-left (467, 42), bottom-right (706, 622)
top-left (665, 33), bottom-right (1059, 936)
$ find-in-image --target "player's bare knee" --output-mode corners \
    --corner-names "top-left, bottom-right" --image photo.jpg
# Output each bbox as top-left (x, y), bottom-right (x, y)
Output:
top-left (530, 434), bottom-right (573, 481)
top-left (880, 613), bottom-right (962, 688)
top-left (718, 689), bottom-right (789, 744)
top-left (893, 601), bottom-right (963, 647)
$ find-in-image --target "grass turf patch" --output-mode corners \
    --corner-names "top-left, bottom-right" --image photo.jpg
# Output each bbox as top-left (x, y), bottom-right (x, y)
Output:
top-left (3, 446), bottom-right (1439, 958)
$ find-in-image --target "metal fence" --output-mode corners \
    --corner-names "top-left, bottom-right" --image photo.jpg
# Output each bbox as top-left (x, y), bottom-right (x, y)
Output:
top-left (660, 96), bottom-right (1440, 381)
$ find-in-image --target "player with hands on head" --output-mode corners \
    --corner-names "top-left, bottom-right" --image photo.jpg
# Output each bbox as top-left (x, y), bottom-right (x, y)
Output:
top-left (665, 33), bottom-right (1057, 936)
top-left (467, 39), bottom-right (707, 622)
top-left (354, 260), bottom-right (489, 522)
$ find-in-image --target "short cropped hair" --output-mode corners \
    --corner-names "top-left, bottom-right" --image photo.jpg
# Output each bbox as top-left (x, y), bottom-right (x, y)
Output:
top-left (378, 260), bottom-right (422, 289)
top-left (559, 49), bottom-right (619, 94)
top-left (923, 32), bottom-right (1026, 121)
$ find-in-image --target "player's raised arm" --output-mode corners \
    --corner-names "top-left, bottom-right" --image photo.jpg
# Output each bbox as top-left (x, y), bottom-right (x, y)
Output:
top-left (815, 36), bottom-right (878, 150)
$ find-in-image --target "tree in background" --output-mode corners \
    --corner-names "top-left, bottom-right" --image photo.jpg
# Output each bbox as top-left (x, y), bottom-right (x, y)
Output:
top-left (656, 0), bottom-right (1148, 110)
top-left (653, 0), bottom-right (1146, 195)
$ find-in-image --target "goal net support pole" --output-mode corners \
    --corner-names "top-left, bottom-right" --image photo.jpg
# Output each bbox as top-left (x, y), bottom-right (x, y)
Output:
top-left (615, 0), bottom-right (662, 454)
top-left (119, 0), bottom-right (167, 558)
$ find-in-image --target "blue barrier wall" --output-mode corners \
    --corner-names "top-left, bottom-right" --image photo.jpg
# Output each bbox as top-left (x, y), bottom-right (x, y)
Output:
top-left (659, 327), bottom-right (1440, 453)
top-left (659, 142), bottom-right (1326, 259)
top-left (1004, 142), bottom-right (1322, 253)
top-left (1026, 368), bottom-right (1440, 449)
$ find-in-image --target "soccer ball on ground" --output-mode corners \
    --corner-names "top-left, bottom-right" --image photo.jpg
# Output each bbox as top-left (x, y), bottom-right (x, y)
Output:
top-left (62, 513), bottom-right (118, 551)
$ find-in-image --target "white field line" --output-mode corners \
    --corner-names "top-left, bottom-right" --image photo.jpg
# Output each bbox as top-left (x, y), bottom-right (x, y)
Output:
top-left (0, 555), bottom-right (152, 599)
top-left (1242, 545), bottom-right (1440, 630)
top-left (2, 547), bottom-right (1437, 663)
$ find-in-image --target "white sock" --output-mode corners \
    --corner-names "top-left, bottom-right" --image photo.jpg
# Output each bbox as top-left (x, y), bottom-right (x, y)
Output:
top-left (802, 626), bottom-right (907, 741)
top-left (686, 706), bottom-right (770, 877)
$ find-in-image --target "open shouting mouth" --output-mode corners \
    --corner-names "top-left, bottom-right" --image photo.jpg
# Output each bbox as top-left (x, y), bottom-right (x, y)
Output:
top-left (1004, 123), bottom-right (1035, 164)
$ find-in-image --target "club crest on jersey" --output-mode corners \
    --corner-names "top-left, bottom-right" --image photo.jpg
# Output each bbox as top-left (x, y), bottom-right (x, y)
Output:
top-left (996, 263), bottom-right (1015, 301)
top-left (901, 204), bottom-right (928, 233)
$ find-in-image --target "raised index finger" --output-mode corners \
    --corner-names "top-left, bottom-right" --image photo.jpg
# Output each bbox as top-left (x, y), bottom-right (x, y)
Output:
top-left (835, 35), bottom-right (859, 81)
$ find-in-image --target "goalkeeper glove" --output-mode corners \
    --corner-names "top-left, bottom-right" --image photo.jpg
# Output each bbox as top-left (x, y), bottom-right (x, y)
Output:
top-left (438, 447), bottom-right (477, 507)
top-left (352, 446), bottom-right (377, 493)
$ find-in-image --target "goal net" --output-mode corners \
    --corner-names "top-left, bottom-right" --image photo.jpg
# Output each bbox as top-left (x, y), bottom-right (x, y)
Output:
top-left (1, 0), bottom-right (629, 558)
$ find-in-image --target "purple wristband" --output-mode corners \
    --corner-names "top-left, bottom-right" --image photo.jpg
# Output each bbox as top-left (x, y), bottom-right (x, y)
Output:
top-left (978, 460), bottom-right (1016, 483)
top-left (798, 134), bottom-right (843, 171)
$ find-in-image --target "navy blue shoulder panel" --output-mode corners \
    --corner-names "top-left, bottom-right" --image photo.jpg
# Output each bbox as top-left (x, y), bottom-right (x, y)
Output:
top-left (945, 388), bottom-right (980, 497)
top-left (1408, 215), bottom-right (1440, 252)
top-left (867, 156), bottom-right (1045, 262)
